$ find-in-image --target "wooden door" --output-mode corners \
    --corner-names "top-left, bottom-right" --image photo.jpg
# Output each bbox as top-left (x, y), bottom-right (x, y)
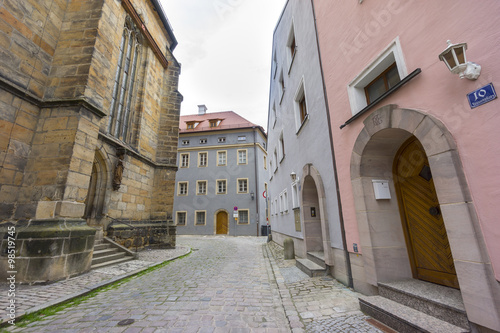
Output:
top-left (394, 138), bottom-right (459, 289)
top-left (216, 211), bottom-right (228, 234)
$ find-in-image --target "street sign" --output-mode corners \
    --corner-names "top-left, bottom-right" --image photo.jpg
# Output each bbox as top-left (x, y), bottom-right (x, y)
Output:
top-left (234, 206), bottom-right (238, 211)
top-left (467, 83), bottom-right (497, 109)
top-left (233, 212), bottom-right (238, 218)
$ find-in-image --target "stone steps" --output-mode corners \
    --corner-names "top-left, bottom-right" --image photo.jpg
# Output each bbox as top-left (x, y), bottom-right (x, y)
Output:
top-left (359, 296), bottom-right (468, 333)
top-left (296, 258), bottom-right (326, 277)
top-left (93, 243), bottom-right (108, 251)
top-left (307, 251), bottom-right (326, 269)
top-left (91, 241), bottom-right (133, 269)
top-left (90, 257), bottom-right (135, 270)
top-left (379, 280), bottom-right (468, 329)
top-left (360, 279), bottom-right (470, 332)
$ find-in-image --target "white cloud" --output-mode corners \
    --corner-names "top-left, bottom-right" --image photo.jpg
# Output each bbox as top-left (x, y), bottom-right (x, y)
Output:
top-left (161, 0), bottom-right (286, 130)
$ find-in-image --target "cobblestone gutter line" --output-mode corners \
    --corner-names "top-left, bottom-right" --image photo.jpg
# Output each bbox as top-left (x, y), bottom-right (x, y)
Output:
top-left (0, 246), bottom-right (191, 326)
top-left (263, 243), bottom-right (305, 333)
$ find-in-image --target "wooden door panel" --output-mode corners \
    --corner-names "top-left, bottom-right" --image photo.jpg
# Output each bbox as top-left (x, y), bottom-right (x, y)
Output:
top-left (395, 138), bottom-right (459, 289)
top-left (216, 212), bottom-right (228, 234)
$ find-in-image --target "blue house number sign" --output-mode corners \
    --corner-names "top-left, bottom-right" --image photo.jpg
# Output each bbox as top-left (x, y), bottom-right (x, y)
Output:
top-left (467, 83), bottom-right (497, 109)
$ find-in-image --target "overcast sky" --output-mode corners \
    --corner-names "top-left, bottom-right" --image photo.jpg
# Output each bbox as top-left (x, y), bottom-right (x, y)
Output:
top-left (160, 0), bottom-right (287, 130)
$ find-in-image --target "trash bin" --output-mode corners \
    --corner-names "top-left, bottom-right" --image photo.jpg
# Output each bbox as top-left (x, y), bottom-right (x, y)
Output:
top-left (261, 225), bottom-right (271, 236)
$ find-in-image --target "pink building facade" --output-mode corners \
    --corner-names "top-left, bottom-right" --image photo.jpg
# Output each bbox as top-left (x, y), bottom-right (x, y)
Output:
top-left (313, 0), bottom-right (500, 331)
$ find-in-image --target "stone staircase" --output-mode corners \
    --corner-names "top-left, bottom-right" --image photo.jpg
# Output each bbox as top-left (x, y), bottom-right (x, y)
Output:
top-left (359, 279), bottom-right (470, 333)
top-left (91, 239), bottom-right (135, 269)
top-left (296, 251), bottom-right (327, 277)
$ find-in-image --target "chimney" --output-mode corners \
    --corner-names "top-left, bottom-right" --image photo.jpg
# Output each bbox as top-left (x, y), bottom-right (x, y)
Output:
top-left (198, 104), bottom-right (207, 115)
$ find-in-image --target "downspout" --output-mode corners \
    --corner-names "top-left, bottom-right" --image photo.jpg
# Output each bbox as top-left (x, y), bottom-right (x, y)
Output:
top-left (310, 0), bottom-right (353, 288)
top-left (253, 127), bottom-right (260, 236)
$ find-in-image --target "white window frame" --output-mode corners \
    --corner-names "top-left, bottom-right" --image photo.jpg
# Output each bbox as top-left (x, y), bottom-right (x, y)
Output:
top-left (194, 210), bottom-right (206, 226)
top-left (238, 149), bottom-right (248, 165)
top-left (238, 136), bottom-right (246, 142)
top-left (176, 211), bottom-right (187, 226)
top-left (286, 21), bottom-right (297, 72)
top-left (217, 150), bottom-right (227, 166)
top-left (273, 148), bottom-right (278, 172)
top-left (294, 77), bottom-right (309, 133)
top-left (216, 179), bottom-right (227, 195)
top-left (278, 131), bottom-right (285, 163)
top-left (283, 190), bottom-right (288, 213)
top-left (237, 209), bottom-right (250, 225)
top-left (279, 70), bottom-right (285, 104)
top-left (347, 37), bottom-right (407, 116)
top-left (237, 178), bottom-right (248, 194)
top-left (177, 181), bottom-right (188, 196)
top-left (198, 152), bottom-right (208, 167)
top-left (196, 180), bottom-right (207, 195)
top-left (180, 153), bottom-right (189, 168)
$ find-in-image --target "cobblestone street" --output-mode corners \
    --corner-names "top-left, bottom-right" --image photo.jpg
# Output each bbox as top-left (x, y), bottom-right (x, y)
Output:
top-left (2, 236), bottom-right (390, 332)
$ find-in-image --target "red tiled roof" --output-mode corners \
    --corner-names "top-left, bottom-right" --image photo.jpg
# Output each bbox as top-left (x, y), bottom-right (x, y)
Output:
top-left (179, 111), bottom-right (259, 133)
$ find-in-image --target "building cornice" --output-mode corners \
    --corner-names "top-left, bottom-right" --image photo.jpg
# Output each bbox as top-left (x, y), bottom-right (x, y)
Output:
top-left (0, 76), bottom-right (106, 118)
top-left (180, 126), bottom-right (267, 139)
top-left (99, 131), bottom-right (178, 170)
top-left (178, 142), bottom-right (267, 154)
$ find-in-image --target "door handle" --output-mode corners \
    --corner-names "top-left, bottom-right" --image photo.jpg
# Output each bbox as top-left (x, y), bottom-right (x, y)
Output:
top-left (429, 206), bottom-right (441, 216)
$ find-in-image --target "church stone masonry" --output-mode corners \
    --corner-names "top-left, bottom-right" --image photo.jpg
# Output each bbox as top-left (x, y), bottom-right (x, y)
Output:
top-left (0, 0), bottom-right (182, 283)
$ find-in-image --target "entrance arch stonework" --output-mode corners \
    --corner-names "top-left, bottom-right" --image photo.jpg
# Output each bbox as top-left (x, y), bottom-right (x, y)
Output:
top-left (350, 105), bottom-right (499, 328)
top-left (300, 164), bottom-right (333, 267)
top-left (85, 149), bottom-right (111, 239)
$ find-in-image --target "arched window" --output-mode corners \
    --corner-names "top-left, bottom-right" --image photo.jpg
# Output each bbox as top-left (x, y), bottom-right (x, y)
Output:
top-left (107, 16), bottom-right (143, 141)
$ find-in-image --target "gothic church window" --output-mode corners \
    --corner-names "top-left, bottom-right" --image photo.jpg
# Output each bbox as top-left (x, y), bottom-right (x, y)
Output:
top-left (107, 16), bottom-right (143, 141)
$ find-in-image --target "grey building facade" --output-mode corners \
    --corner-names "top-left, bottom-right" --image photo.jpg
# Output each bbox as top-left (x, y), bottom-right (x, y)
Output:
top-left (173, 106), bottom-right (268, 236)
top-left (267, 0), bottom-right (349, 284)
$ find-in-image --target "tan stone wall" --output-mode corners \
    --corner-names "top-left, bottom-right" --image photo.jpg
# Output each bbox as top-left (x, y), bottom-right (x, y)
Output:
top-left (0, 92), bottom-right (39, 219)
top-left (0, 0), bottom-right (65, 98)
top-left (0, 0), bottom-right (180, 282)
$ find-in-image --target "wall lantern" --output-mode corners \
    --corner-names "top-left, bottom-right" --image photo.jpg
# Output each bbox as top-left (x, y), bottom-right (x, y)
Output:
top-left (438, 40), bottom-right (481, 80)
top-left (250, 192), bottom-right (255, 200)
top-left (290, 172), bottom-right (297, 182)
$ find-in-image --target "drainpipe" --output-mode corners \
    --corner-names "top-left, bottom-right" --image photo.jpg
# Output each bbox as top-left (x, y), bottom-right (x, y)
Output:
top-left (311, 0), bottom-right (353, 288)
top-left (253, 127), bottom-right (260, 236)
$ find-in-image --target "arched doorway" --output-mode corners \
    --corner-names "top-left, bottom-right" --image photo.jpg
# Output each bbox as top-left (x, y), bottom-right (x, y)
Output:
top-left (216, 211), bottom-right (228, 235)
top-left (350, 106), bottom-right (499, 327)
top-left (302, 175), bottom-right (323, 252)
top-left (394, 137), bottom-right (458, 288)
top-left (84, 151), bottom-right (108, 239)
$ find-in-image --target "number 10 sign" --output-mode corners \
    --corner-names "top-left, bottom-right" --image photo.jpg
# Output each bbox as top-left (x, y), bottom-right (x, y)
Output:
top-left (467, 83), bottom-right (497, 109)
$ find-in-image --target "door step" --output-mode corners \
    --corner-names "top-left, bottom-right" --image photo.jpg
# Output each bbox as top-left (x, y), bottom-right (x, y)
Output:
top-left (307, 251), bottom-right (326, 269)
top-left (360, 279), bottom-right (470, 332)
top-left (360, 296), bottom-right (468, 333)
top-left (296, 258), bottom-right (326, 277)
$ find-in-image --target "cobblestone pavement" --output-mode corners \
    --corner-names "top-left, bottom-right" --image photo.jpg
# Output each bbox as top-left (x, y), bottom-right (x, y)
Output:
top-left (4, 236), bottom-right (290, 332)
top-left (0, 244), bottom-right (190, 324)
top-left (266, 241), bottom-right (389, 333)
top-left (1, 236), bottom-right (393, 332)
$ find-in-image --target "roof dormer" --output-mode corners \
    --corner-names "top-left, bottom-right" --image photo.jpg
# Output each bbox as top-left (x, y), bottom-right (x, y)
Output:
top-left (186, 121), bottom-right (200, 130)
top-left (208, 119), bottom-right (223, 128)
